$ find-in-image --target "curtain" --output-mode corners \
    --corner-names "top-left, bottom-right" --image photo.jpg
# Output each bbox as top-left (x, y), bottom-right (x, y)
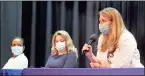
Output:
top-left (0, 1), bottom-right (145, 68)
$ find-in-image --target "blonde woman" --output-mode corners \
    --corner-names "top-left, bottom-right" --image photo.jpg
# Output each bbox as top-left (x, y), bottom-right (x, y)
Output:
top-left (45, 30), bottom-right (78, 68)
top-left (82, 7), bottom-right (144, 68)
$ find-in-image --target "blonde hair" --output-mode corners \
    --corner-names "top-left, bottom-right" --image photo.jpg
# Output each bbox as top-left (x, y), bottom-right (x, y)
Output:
top-left (51, 30), bottom-right (77, 55)
top-left (99, 7), bottom-right (126, 53)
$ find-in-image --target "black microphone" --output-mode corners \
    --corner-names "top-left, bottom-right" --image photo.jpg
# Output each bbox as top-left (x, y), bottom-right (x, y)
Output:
top-left (82, 34), bottom-right (98, 54)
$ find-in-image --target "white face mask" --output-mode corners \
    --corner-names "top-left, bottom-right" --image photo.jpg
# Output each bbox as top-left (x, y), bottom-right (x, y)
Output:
top-left (55, 42), bottom-right (66, 52)
top-left (11, 46), bottom-right (23, 56)
top-left (99, 24), bottom-right (110, 35)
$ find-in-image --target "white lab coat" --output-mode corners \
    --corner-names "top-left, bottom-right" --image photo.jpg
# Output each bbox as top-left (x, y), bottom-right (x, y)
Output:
top-left (96, 30), bottom-right (144, 68)
top-left (2, 53), bottom-right (28, 69)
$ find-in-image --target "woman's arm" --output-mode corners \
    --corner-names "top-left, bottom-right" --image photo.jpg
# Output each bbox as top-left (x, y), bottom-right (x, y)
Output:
top-left (63, 52), bottom-right (78, 68)
top-left (45, 55), bottom-right (52, 68)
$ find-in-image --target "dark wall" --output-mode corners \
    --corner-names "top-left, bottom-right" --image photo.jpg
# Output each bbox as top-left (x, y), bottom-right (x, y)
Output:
top-left (0, 1), bottom-right (145, 68)
top-left (0, 1), bottom-right (22, 69)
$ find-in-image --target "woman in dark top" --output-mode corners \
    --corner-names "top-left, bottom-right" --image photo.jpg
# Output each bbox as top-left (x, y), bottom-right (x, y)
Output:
top-left (45, 30), bottom-right (78, 68)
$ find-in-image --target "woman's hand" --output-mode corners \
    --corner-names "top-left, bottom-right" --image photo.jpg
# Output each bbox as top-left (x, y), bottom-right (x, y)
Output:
top-left (90, 62), bottom-right (100, 68)
top-left (82, 44), bottom-right (101, 63)
top-left (82, 43), bottom-right (93, 58)
top-left (90, 60), bottom-right (111, 68)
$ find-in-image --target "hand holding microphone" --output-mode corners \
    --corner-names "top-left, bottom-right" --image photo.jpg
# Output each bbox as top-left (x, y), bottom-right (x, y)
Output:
top-left (82, 34), bottom-right (97, 57)
top-left (82, 34), bottom-right (101, 63)
top-left (82, 34), bottom-right (98, 54)
top-left (82, 44), bottom-right (93, 58)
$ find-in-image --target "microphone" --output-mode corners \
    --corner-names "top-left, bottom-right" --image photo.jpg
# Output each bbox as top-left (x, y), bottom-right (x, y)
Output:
top-left (82, 34), bottom-right (98, 54)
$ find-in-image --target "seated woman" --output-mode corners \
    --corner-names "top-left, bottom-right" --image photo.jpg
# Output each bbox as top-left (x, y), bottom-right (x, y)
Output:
top-left (45, 30), bottom-right (78, 68)
top-left (2, 37), bottom-right (28, 69)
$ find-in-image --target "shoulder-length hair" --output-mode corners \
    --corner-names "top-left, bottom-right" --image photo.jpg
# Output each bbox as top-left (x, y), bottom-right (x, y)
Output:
top-left (51, 30), bottom-right (77, 55)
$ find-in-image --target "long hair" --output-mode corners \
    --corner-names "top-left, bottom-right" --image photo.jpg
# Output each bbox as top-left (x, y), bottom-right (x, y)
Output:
top-left (99, 7), bottom-right (126, 53)
top-left (51, 30), bottom-right (77, 55)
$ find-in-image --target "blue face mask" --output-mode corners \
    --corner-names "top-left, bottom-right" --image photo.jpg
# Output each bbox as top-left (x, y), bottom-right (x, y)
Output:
top-left (11, 46), bottom-right (23, 56)
top-left (99, 24), bottom-right (110, 35)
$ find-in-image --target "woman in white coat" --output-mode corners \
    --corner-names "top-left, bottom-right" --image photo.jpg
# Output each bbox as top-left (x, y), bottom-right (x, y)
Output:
top-left (2, 37), bottom-right (28, 69)
top-left (82, 7), bottom-right (144, 68)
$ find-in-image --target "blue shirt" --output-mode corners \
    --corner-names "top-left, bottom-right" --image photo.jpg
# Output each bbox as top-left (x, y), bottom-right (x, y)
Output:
top-left (45, 51), bottom-right (77, 68)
